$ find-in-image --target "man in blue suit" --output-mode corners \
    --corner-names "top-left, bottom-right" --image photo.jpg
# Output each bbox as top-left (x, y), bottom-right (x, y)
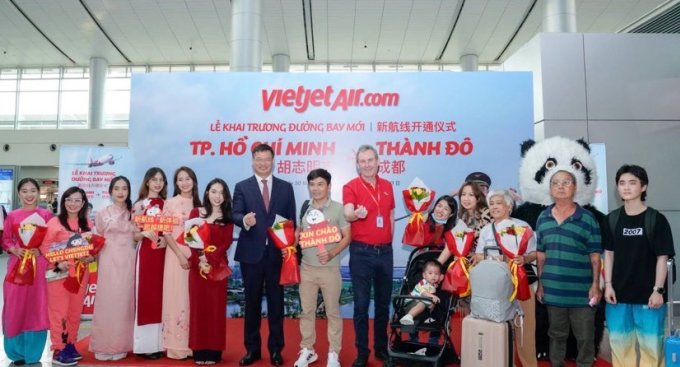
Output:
top-left (233, 143), bottom-right (296, 366)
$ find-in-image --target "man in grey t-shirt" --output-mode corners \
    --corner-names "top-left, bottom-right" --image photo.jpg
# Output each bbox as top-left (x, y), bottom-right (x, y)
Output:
top-left (293, 169), bottom-right (351, 367)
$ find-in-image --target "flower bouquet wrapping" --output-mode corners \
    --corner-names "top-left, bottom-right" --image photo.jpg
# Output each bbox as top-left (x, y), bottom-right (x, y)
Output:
top-left (441, 222), bottom-right (476, 296)
top-left (63, 232), bottom-right (105, 293)
top-left (177, 217), bottom-right (210, 249)
top-left (401, 177), bottom-right (436, 247)
top-left (267, 215), bottom-right (299, 285)
top-left (5, 213), bottom-right (48, 285)
top-left (494, 224), bottom-right (533, 301)
top-left (178, 218), bottom-right (231, 281)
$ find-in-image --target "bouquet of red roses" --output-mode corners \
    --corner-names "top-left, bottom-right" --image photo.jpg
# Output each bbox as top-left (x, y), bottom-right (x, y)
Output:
top-left (63, 232), bottom-right (105, 293)
top-left (267, 215), bottom-right (299, 285)
top-left (5, 213), bottom-right (48, 285)
top-left (494, 224), bottom-right (534, 301)
top-left (401, 177), bottom-right (436, 247)
top-left (441, 223), bottom-right (476, 296)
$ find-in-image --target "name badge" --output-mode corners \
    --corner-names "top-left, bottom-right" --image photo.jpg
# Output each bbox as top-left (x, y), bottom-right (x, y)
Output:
top-left (376, 215), bottom-right (384, 228)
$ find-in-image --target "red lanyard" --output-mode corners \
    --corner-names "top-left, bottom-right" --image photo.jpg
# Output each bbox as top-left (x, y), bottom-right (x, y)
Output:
top-left (359, 179), bottom-right (381, 215)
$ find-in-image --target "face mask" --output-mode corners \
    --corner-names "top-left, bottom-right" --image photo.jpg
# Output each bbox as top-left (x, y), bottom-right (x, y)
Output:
top-left (433, 216), bottom-right (448, 224)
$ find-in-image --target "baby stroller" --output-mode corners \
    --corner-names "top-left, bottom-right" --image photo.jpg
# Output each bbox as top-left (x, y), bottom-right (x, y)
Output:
top-left (384, 245), bottom-right (459, 367)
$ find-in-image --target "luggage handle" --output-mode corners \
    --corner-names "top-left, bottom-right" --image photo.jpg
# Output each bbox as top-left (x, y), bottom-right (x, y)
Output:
top-left (482, 246), bottom-right (502, 259)
top-left (669, 258), bottom-right (676, 335)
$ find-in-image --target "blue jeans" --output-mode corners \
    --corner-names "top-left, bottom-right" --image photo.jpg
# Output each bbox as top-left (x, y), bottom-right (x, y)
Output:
top-left (350, 241), bottom-right (393, 356)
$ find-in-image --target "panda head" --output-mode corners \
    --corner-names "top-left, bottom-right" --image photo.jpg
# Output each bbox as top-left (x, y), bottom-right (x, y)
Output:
top-left (519, 136), bottom-right (597, 206)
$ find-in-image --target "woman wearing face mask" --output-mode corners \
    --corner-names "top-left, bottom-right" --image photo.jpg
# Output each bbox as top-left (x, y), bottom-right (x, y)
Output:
top-left (162, 166), bottom-right (202, 360)
top-left (474, 189), bottom-right (537, 367)
top-left (2, 178), bottom-right (53, 366)
top-left (132, 167), bottom-right (168, 359)
top-left (422, 195), bottom-right (458, 247)
top-left (89, 176), bottom-right (137, 361)
top-left (40, 186), bottom-right (95, 366)
top-left (187, 178), bottom-right (234, 365)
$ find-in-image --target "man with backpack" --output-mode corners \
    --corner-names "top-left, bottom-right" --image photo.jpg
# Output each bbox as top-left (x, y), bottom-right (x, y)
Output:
top-left (603, 164), bottom-right (674, 367)
top-left (535, 170), bottom-right (602, 367)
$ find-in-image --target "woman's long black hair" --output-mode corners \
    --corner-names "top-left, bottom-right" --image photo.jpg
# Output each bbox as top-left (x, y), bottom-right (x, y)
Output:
top-left (109, 176), bottom-right (132, 219)
top-left (173, 166), bottom-right (202, 207)
top-left (136, 167), bottom-right (168, 202)
top-left (201, 178), bottom-right (233, 225)
top-left (58, 186), bottom-right (90, 232)
top-left (427, 195), bottom-right (458, 232)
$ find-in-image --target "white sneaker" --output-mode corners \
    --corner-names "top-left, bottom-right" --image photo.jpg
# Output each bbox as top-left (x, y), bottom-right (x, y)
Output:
top-left (327, 351), bottom-right (340, 367)
top-left (294, 348), bottom-right (318, 367)
top-left (400, 314), bottom-right (414, 325)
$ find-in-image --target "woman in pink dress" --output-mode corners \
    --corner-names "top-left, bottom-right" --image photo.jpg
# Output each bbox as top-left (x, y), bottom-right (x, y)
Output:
top-left (89, 176), bottom-right (137, 360)
top-left (188, 178), bottom-right (234, 364)
top-left (132, 167), bottom-right (168, 359)
top-left (162, 166), bottom-right (202, 359)
top-left (2, 178), bottom-right (53, 366)
top-left (40, 186), bottom-right (95, 366)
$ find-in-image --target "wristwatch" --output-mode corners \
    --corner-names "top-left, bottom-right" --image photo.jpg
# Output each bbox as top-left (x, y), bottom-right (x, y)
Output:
top-left (653, 286), bottom-right (665, 295)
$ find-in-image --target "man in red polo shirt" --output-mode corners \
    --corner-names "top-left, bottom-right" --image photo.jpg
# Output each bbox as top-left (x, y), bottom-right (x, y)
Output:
top-left (343, 144), bottom-right (395, 367)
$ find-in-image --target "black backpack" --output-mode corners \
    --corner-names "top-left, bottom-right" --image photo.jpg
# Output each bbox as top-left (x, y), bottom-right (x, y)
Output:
top-left (295, 200), bottom-right (311, 264)
top-left (608, 206), bottom-right (675, 283)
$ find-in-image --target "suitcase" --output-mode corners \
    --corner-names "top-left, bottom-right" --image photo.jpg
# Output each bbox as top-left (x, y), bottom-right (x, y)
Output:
top-left (461, 315), bottom-right (513, 367)
top-left (666, 258), bottom-right (680, 365)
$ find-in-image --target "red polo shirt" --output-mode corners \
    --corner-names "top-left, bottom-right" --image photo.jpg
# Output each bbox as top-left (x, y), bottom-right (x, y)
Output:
top-left (342, 175), bottom-right (395, 245)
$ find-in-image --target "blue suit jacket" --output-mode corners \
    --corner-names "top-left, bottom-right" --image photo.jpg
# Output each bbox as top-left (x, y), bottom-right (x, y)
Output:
top-left (232, 175), bottom-right (296, 264)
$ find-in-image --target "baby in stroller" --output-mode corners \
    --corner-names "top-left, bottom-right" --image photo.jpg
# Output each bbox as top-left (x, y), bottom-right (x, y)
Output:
top-left (385, 247), bottom-right (458, 367)
top-left (399, 260), bottom-right (442, 325)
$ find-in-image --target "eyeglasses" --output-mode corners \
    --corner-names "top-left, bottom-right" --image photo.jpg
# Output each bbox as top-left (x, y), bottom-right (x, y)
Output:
top-left (550, 180), bottom-right (574, 187)
top-left (65, 198), bottom-right (83, 204)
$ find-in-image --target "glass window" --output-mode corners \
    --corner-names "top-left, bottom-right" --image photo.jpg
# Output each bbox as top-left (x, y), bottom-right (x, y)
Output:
top-left (150, 66), bottom-right (170, 73)
top-left (194, 65), bottom-right (216, 72)
top-left (442, 64), bottom-right (462, 72)
top-left (59, 91), bottom-right (88, 128)
top-left (21, 68), bottom-right (43, 79)
top-left (63, 67), bottom-right (86, 79)
top-left (289, 64), bottom-right (307, 73)
top-left (61, 79), bottom-right (88, 91)
top-left (0, 92), bottom-right (16, 128)
top-left (0, 69), bottom-right (18, 79)
top-left (20, 79), bottom-right (59, 91)
top-left (104, 90), bottom-right (130, 128)
top-left (108, 67), bottom-right (128, 78)
top-left (170, 65), bottom-right (191, 72)
top-left (306, 64), bottom-right (328, 73)
top-left (0, 80), bottom-right (16, 92)
top-left (421, 64), bottom-right (442, 72)
top-left (214, 65), bottom-right (229, 72)
top-left (17, 91), bottom-right (58, 128)
top-left (106, 78), bottom-right (131, 91)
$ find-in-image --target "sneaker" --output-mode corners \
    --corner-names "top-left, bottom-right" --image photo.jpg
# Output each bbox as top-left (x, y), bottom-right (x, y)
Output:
top-left (294, 348), bottom-right (318, 367)
top-left (53, 350), bottom-right (77, 366)
top-left (400, 314), bottom-right (414, 325)
top-left (64, 343), bottom-right (82, 361)
top-left (424, 317), bottom-right (436, 324)
top-left (326, 352), bottom-right (340, 367)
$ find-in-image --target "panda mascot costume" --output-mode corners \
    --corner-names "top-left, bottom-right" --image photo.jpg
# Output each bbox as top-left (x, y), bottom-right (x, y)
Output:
top-left (513, 136), bottom-right (606, 360)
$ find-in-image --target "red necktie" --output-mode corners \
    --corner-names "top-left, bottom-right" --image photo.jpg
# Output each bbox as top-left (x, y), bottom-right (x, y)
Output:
top-left (262, 179), bottom-right (270, 212)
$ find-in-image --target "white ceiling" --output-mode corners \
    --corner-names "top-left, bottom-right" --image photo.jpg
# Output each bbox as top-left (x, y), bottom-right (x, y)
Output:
top-left (0, 0), bottom-right (671, 68)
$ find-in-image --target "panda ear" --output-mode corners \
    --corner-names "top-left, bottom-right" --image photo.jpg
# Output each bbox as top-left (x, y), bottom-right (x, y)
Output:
top-left (576, 138), bottom-right (591, 153)
top-left (520, 139), bottom-right (536, 157)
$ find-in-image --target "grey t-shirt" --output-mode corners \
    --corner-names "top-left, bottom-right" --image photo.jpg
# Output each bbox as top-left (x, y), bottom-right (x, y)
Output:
top-left (299, 199), bottom-right (349, 267)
